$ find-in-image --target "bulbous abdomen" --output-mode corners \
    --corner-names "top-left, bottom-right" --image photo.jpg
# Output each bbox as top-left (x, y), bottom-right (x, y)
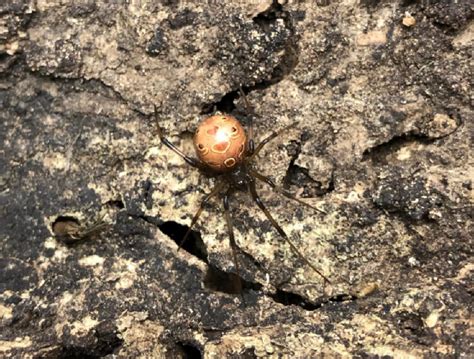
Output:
top-left (193, 114), bottom-right (247, 172)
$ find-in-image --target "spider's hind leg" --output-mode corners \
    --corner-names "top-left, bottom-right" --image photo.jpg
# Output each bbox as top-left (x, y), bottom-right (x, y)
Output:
top-left (248, 180), bottom-right (332, 286)
top-left (238, 86), bottom-right (255, 155)
top-left (177, 181), bottom-right (225, 251)
top-left (250, 169), bottom-right (326, 214)
top-left (223, 188), bottom-right (245, 298)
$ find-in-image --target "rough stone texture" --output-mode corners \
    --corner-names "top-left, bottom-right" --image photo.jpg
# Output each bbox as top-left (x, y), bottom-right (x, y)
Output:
top-left (0, 1), bottom-right (472, 358)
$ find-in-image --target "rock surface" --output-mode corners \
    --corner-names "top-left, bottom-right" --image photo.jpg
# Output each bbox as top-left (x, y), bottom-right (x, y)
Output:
top-left (1, 1), bottom-right (472, 357)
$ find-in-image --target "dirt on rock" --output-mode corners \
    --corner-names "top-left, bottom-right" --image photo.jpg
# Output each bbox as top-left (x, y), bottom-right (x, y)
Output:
top-left (0, 1), bottom-right (472, 358)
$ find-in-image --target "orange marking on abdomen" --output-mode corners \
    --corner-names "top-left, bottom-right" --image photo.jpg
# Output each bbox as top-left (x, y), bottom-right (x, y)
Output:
top-left (224, 158), bottom-right (236, 167)
top-left (212, 141), bottom-right (230, 153)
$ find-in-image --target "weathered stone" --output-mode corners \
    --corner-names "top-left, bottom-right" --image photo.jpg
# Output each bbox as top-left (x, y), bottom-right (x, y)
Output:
top-left (0, 1), bottom-right (472, 357)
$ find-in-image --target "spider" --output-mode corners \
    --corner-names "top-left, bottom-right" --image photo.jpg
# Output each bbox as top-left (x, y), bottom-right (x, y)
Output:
top-left (155, 89), bottom-right (333, 293)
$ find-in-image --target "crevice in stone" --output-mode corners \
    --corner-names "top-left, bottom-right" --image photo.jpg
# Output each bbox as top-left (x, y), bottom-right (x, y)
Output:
top-left (138, 215), bottom-right (262, 297)
top-left (94, 322), bottom-right (125, 357)
top-left (55, 346), bottom-right (100, 359)
top-left (200, 88), bottom-right (239, 115)
top-left (203, 265), bottom-right (262, 295)
top-left (269, 288), bottom-right (356, 311)
top-left (174, 341), bottom-right (203, 359)
top-left (157, 220), bottom-right (208, 263)
top-left (105, 199), bottom-right (125, 210)
top-left (362, 133), bottom-right (435, 165)
top-left (136, 214), bottom-right (164, 228)
top-left (53, 326), bottom-right (123, 358)
top-left (251, 0), bottom-right (300, 90)
top-left (281, 136), bottom-right (335, 197)
top-left (130, 192), bottom-right (351, 306)
top-left (271, 288), bottom-right (321, 310)
top-left (252, 0), bottom-right (283, 29)
top-left (284, 164), bottom-right (335, 197)
top-left (200, 1), bottom-right (300, 115)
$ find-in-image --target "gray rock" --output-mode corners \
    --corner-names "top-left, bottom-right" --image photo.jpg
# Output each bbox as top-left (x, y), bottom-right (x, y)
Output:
top-left (1, 1), bottom-right (472, 357)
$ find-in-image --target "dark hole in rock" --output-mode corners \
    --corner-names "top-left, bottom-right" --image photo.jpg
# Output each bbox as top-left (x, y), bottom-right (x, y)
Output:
top-left (55, 346), bottom-right (101, 359)
top-left (158, 221), bottom-right (208, 262)
top-left (204, 265), bottom-right (262, 295)
top-left (238, 347), bottom-right (259, 359)
top-left (175, 341), bottom-right (202, 359)
top-left (204, 265), bottom-right (242, 294)
top-left (361, 133), bottom-right (433, 165)
top-left (49, 324), bottom-right (123, 358)
top-left (271, 288), bottom-right (356, 311)
top-left (284, 164), bottom-right (334, 197)
top-left (105, 199), bottom-right (125, 209)
top-left (200, 89), bottom-right (238, 115)
top-left (52, 215), bottom-right (110, 245)
top-left (146, 27), bottom-right (167, 56)
top-left (271, 288), bottom-right (321, 311)
top-left (252, 0), bottom-right (283, 28)
top-left (94, 321), bottom-right (124, 357)
top-left (52, 216), bottom-right (81, 237)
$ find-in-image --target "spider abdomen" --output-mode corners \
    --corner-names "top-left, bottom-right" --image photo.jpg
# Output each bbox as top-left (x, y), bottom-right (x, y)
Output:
top-left (193, 114), bottom-right (247, 172)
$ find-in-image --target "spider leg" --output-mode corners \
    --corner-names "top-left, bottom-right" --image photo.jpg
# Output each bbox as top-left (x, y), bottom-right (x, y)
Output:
top-left (223, 188), bottom-right (244, 295)
top-left (177, 181), bottom-right (225, 251)
top-left (248, 122), bottom-right (299, 161)
top-left (249, 169), bottom-right (327, 214)
top-left (154, 105), bottom-right (202, 169)
top-left (238, 86), bottom-right (255, 155)
top-left (248, 180), bottom-right (331, 285)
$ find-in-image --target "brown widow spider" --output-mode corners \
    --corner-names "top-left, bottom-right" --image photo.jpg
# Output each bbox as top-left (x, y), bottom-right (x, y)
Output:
top-left (156, 89), bottom-right (334, 293)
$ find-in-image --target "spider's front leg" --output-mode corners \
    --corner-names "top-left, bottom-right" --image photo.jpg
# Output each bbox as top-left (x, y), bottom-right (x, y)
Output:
top-left (248, 122), bottom-right (299, 161)
top-left (154, 105), bottom-right (203, 169)
top-left (248, 180), bottom-right (331, 285)
top-left (238, 86), bottom-right (255, 155)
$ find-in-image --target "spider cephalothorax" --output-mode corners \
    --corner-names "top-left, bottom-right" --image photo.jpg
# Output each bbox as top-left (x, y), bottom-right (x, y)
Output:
top-left (156, 90), bottom-right (334, 293)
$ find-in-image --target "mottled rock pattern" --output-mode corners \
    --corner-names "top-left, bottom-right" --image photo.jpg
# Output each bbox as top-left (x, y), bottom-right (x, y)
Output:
top-left (1, 1), bottom-right (472, 357)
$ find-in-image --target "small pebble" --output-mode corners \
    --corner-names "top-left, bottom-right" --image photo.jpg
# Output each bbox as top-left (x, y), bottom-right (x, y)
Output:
top-left (403, 15), bottom-right (416, 27)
